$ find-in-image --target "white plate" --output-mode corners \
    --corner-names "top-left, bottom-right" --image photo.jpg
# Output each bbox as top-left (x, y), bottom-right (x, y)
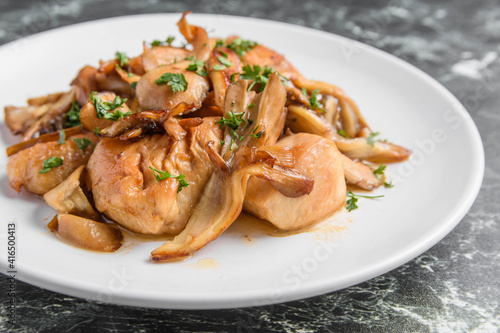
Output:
top-left (0, 14), bottom-right (484, 309)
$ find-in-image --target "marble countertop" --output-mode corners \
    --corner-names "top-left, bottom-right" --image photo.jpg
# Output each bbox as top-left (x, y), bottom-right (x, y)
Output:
top-left (1, 0), bottom-right (499, 331)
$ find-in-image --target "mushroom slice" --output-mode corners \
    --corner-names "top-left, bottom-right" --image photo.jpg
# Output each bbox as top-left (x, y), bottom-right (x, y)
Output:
top-left (206, 48), bottom-right (241, 110)
top-left (142, 42), bottom-right (190, 72)
top-left (43, 165), bottom-right (100, 220)
top-left (71, 66), bottom-right (98, 106)
top-left (244, 133), bottom-right (346, 230)
top-left (339, 154), bottom-right (382, 190)
top-left (177, 11), bottom-right (212, 61)
top-left (150, 73), bottom-right (313, 261)
top-left (22, 88), bottom-right (76, 141)
top-left (6, 125), bottom-right (84, 157)
top-left (286, 104), bottom-right (411, 164)
top-left (48, 214), bottom-right (122, 252)
top-left (4, 91), bottom-right (64, 134)
top-left (98, 103), bottom-right (193, 138)
top-left (333, 134), bottom-right (412, 164)
top-left (286, 104), bottom-right (334, 140)
top-left (293, 76), bottom-right (370, 137)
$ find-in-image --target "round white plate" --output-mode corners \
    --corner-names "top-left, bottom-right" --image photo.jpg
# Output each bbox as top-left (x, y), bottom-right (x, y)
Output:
top-left (0, 14), bottom-right (484, 309)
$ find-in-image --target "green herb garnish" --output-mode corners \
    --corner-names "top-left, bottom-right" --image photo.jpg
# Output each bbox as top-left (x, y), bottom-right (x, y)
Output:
top-left (346, 191), bottom-right (384, 212)
top-left (155, 73), bottom-right (188, 92)
top-left (367, 132), bottom-right (380, 147)
top-left (337, 129), bottom-right (351, 139)
top-left (115, 51), bottom-right (129, 67)
top-left (186, 59), bottom-right (208, 76)
top-left (373, 164), bottom-right (386, 179)
top-left (239, 65), bottom-right (288, 92)
top-left (64, 101), bottom-right (81, 128)
top-left (39, 156), bottom-right (63, 174)
top-left (149, 166), bottom-right (189, 193)
top-left (57, 129), bottom-right (66, 146)
top-left (250, 125), bottom-right (262, 138)
top-left (227, 39), bottom-right (258, 56)
top-left (72, 138), bottom-right (95, 153)
top-left (217, 55), bottom-right (232, 67)
top-left (90, 92), bottom-right (131, 121)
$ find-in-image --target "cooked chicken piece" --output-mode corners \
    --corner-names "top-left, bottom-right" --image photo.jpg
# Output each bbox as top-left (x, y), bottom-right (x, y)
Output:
top-left (142, 44), bottom-right (191, 72)
top-left (151, 74), bottom-right (315, 261)
top-left (244, 133), bottom-right (345, 230)
top-left (7, 133), bottom-right (99, 195)
top-left (87, 117), bottom-right (222, 235)
top-left (135, 61), bottom-right (209, 111)
top-left (71, 66), bottom-right (98, 106)
top-left (43, 165), bottom-right (100, 220)
top-left (48, 214), bottom-right (123, 252)
top-left (79, 92), bottom-right (131, 132)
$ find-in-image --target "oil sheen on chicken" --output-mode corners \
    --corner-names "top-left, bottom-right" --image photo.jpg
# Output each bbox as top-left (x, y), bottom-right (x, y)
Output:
top-left (7, 133), bottom-right (99, 195)
top-left (87, 117), bottom-right (222, 235)
top-left (243, 133), bottom-right (346, 230)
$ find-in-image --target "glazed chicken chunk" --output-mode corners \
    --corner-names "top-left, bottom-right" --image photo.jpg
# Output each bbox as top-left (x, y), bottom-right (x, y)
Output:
top-left (244, 133), bottom-right (346, 230)
top-left (87, 117), bottom-right (222, 235)
top-left (7, 133), bottom-right (99, 195)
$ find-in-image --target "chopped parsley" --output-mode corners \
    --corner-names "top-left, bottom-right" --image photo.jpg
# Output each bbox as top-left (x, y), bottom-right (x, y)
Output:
top-left (373, 164), bottom-right (386, 179)
top-left (72, 138), bottom-right (95, 153)
top-left (186, 59), bottom-right (208, 76)
top-left (384, 181), bottom-right (394, 188)
top-left (212, 64), bottom-right (226, 71)
top-left (39, 156), bottom-right (63, 174)
top-left (309, 89), bottom-right (325, 112)
top-left (64, 101), bottom-right (81, 128)
top-left (250, 125), bottom-right (262, 138)
top-left (217, 55), bottom-right (232, 67)
top-left (130, 82), bottom-right (138, 89)
top-left (57, 129), bottom-right (66, 146)
top-left (215, 39), bottom-right (225, 47)
top-left (90, 92), bottom-right (131, 121)
top-left (115, 51), bottom-right (129, 67)
top-left (373, 164), bottom-right (395, 188)
top-left (149, 166), bottom-right (189, 193)
top-left (155, 73), bottom-right (188, 92)
top-left (367, 132), bottom-right (380, 147)
top-left (337, 129), bottom-right (351, 138)
top-left (247, 103), bottom-right (255, 109)
top-left (93, 127), bottom-right (101, 134)
top-left (151, 35), bottom-right (175, 47)
top-left (239, 65), bottom-right (288, 92)
top-left (216, 111), bottom-right (246, 131)
top-left (346, 191), bottom-right (384, 212)
top-left (227, 39), bottom-right (258, 56)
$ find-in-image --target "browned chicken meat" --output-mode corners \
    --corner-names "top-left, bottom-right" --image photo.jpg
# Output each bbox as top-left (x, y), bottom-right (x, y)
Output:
top-left (87, 117), bottom-right (222, 235)
top-left (244, 133), bottom-right (346, 230)
top-left (7, 133), bottom-right (99, 195)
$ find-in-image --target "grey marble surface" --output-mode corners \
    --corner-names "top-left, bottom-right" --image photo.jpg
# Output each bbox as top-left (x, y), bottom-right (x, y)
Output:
top-left (0, 0), bottom-right (499, 332)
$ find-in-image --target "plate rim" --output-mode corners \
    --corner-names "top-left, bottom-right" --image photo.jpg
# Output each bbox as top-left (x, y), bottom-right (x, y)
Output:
top-left (0, 13), bottom-right (485, 309)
